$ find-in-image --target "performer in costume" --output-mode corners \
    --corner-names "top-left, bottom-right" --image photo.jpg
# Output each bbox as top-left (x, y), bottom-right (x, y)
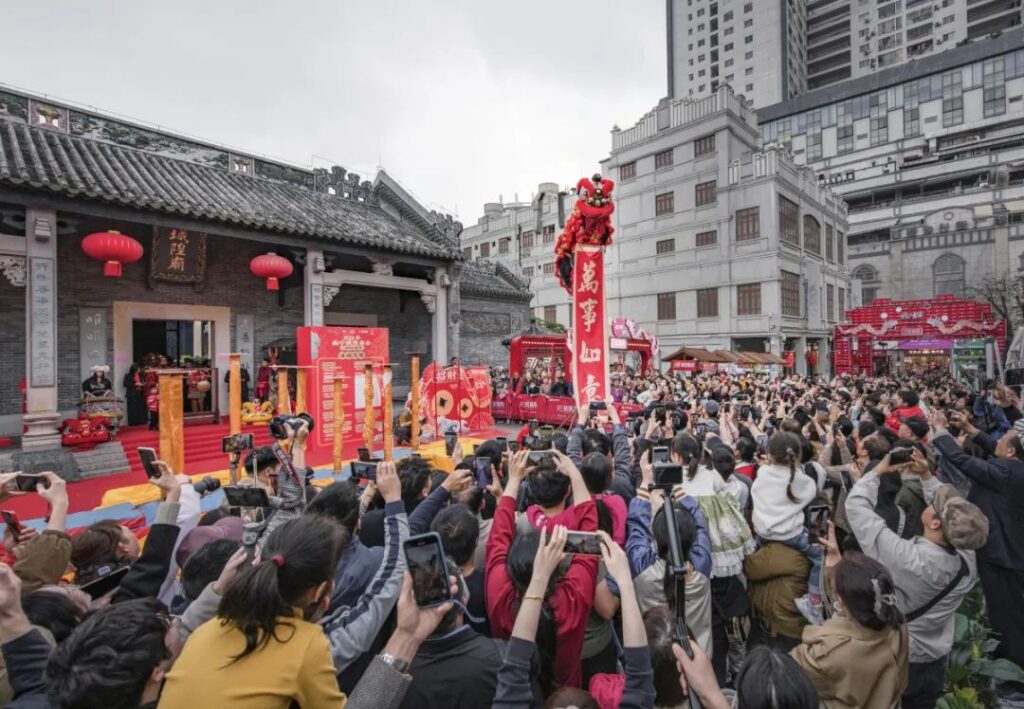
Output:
top-left (82, 365), bottom-right (113, 396)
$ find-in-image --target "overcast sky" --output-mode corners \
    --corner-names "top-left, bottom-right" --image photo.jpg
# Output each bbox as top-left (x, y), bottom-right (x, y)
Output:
top-left (3, 1), bottom-right (666, 220)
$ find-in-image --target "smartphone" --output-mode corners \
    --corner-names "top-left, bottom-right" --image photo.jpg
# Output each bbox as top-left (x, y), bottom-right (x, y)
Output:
top-left (890, 448), bottom-right (913, 465)
top-left (527, 451), bottom-right (554, 467)
top-left (538, 425), bottom-right (554, 442)
top-left (496, 436), bottom-right (508, 452)
top-left (137, 447), bottom-right (159, 479)
top-left (831, 422), bottom-right (841, 436)
top-left (222, 485), bottom-right (271, 508)
top-left (564, 531), bottom-right (605, 556)
top-left (79, 564), bottom-right (132, 600)
top-left (808, 504), bottom-right (831, 542)
top-left (221, 433), bottom-right (254, 454)
top-left (741, 404), bottom-right (751, 420)
top-left (654, 462), bottom-right (683, 486)
top-left (652, 446), bottom-right (670, 465)
top-left (403, 532), bottom-right (454, 607)
top-left (475, 458), bottom-right (493, 489)
top-left (358, 447), bottom-right (372, 462)
top-left (522, 435), bottom-right (539, 451)
top-left (507, 440), bottom-right (520, 453)
top-left (350, 461), bottom-right (378, 483)
top-left (14, 474), bottom-right (47, 493)
top-left (1, 510), bottom-right (22, 539)
top-left (444, 432), bottom-right (458, 457)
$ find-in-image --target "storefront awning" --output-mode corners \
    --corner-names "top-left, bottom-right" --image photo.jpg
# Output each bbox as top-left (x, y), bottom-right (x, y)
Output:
top-left (662, 347), bottom-right (732, 363)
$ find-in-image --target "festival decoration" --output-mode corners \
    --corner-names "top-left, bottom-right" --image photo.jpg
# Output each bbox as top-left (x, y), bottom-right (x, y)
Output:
top-left (411, 355), bottom-right (421, 450)
top-left (418, 363), bottom-right (495, 437)
top-left (241, 400), bottom-right (275, 425)
top-left (554, 174), bottom-right (615, 410)
top-left (81, 230), bottom-right (143, 277)
top-left (60, 416), bottom-right (111, 448)
top-left (249, 252), bottom-right (293, 291)
top-left (383, 365), bottom-right (394, 462)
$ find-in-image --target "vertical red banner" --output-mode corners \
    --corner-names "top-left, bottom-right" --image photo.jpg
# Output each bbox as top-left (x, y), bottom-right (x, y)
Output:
top-left (571, 245), bottom-right (610, 408)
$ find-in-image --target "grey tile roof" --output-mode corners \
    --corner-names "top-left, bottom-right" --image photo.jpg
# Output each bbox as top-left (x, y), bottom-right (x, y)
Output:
top-left (459, 260), bottom-right (532, 301)
top-left (0, 116), bottom-right (460, 260)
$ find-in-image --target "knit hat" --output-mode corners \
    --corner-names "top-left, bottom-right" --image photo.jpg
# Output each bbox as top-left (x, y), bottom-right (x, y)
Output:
top-left (900, 416), bottom-right (930, 440)
top-left (175, 516), bottom-right (244, 569)
top-left (933, 484), bottom-right (989, 551)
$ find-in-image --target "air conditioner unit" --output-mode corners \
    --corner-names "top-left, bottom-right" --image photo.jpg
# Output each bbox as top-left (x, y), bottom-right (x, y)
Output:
top-left (939, 223), bottom-right (949, 232)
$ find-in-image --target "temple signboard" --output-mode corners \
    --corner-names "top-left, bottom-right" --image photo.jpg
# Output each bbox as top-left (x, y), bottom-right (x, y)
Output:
top-left (151, 227), bottom-right (207, 284)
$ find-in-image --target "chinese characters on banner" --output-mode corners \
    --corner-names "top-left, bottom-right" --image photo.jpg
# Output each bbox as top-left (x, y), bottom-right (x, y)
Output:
top-left (418, 364), bottom-right (495, 437)
top-left (571, 246), bottom-right (610, 409)
top-left (296, 327), bottom-right (389, 458)
top-left (151, 227), bottom-right (207, 283)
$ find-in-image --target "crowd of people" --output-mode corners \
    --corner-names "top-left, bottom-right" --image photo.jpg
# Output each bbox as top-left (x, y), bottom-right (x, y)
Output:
top-left (0, 369), bottom-right (1022, 708)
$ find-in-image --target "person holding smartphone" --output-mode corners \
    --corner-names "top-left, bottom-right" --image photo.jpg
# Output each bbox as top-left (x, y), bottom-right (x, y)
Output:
top-left (0, 471), bottom-right (71, 595)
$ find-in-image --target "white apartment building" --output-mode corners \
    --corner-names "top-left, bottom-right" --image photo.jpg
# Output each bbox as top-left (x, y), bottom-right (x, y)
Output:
top-left (758, 30), bottom-right (1024, 306)
top-left (806, 0), bottom-right (1022, 90)
top-left (667, 0), bottom-right (807, 108)
top-left (461, 86), bottom-right (849, 374)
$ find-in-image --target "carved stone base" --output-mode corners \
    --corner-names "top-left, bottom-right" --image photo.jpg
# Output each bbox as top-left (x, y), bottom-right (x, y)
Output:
top-left (11, 447), bottom-right (81, 482)
top-left (20, 412), bottom-right (62, 452)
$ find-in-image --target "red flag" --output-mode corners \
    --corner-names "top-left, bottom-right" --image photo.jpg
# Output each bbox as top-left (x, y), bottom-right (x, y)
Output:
top-left (571, 245), bottom-right (610, 408)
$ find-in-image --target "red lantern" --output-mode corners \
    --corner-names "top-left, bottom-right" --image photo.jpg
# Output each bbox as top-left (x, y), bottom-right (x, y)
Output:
top-left (81, 230), bottom-right (144, 277)
top-left (250, 253), bottom-right (293, 291)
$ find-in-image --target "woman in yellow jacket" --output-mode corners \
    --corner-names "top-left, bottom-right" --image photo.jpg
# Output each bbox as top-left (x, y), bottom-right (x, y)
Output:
top-left (791, 536), bottom-right (909, 709)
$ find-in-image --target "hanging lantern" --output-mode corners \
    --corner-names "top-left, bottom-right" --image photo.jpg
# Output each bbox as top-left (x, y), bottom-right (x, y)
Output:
top-left (250, 252), bottom-right (293, 291)
top-left (81, 230), bottom-right (144, 277)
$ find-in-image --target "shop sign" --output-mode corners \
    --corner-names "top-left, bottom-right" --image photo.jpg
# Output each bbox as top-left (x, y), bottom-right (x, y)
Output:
top-left (670, 360), bottom-right (697, 372)
top-left (151, 227), bottom-right (207, 284)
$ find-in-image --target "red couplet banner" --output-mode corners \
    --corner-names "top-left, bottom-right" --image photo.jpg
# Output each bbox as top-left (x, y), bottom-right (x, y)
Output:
top-left (296, 326), bottom-right (389, 458)
top-left (571, 245), bottom-right (610, 409)
top-left (418, 364), bottom-right (496, 437)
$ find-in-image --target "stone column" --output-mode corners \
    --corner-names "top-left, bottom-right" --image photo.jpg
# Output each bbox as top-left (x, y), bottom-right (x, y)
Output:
top-left (819, 337), bottom-right (832, 377)
top-left (794, 336), bottom-right (808, 377)
top-left (446, 264), bottom-right (462, 362)
top-left (22, 208), bottom-right (61, 451)
top-left (304, 248), bottom-right (326, 327)
top-left (425, 286), bottom-right (448, 366)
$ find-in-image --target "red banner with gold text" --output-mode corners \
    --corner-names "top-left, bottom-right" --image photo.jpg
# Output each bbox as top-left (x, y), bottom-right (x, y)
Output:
top-left (571, 245), bottom-right (610, 408)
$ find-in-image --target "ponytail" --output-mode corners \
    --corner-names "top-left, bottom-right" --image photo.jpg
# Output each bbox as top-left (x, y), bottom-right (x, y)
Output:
top-left (767, 431), bottom-right (803, 504)
top-left (535, 601), bottom-right (559, 696)
top-left (595, 497), bottom-right (613, 537)
top-left (834, 552), bottom-right (906, 633)
top-left (687, 457), bottom-right (699, 482)
top-left (785, 447), bottom-right (799, 504)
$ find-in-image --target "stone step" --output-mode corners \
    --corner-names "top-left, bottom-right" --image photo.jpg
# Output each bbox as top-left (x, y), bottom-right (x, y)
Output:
top-left (70, 442), bottom-right (131, 479)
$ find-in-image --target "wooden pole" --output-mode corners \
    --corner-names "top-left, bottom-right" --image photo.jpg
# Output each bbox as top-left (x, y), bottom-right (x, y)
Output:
top-left (411, 355), bottom-right (420, 450)
top-left (158, 373), bottom-right (185, 474)
top-left (276, 368), bottom-right (290, 414)
top-left (296, 369), bottom-right (307, 415)
top-left (363, 363), bottom-right (375, 452)
top-left (229, 354), bottom-right (241, 435)
top-left (333, 375), bottom-right (344, 476)
top-left (383, 365), bottom-right (394, 462)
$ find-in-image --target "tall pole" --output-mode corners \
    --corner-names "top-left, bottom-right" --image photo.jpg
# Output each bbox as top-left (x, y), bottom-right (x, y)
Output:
top-left (159, 373), bottom-right (185, 474)
top-left (363, 363), bottom-right (375, 453)
top-left (383, 365), bottom-right (394, 462)
top-left (228, 354), bottom-right (241, 435)
top-left (333, 375), bottom-right (344, 476)
top-left (411, 355), bottom-right (420, 450)
top-left (276, 368), bottom-right (290, 414)
top-left (296, 369), bottom-right (307, 414)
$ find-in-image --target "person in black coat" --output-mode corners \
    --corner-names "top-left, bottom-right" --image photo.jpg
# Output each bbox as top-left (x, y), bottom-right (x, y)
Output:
top-left (224, 366), bottom-right (251, 403)
top-left (123, 364), bottom-right (147, 426)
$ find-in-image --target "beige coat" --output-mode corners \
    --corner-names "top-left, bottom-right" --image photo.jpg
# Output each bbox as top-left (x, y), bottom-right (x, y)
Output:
top-left (791, 615), bottom-right (909, 709)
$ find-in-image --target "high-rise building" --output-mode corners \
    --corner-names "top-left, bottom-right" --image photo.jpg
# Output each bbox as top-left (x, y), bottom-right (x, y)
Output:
top-left (806, 0), bottom-right (1023, 91)
top-left (758, 30), bottom-right (1024, 307)
top-left (462, 87), bottom-right (849, 373)
top-left (667, 0), bottom-right (807, 108)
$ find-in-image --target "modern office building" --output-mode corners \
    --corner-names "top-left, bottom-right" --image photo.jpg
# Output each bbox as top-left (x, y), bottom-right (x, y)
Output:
top-left (806, 0), bottom-right (1022, 90)
top-left (462, 86), bottom-right (849, 374)
top-left (666, 0), bottom-right (807, 108)
top-left (758, 30), bottom-right (1024, 307)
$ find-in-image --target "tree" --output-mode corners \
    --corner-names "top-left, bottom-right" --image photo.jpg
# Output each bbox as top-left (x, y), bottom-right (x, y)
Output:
top-left (967, 272), bottom-right (1024, 344)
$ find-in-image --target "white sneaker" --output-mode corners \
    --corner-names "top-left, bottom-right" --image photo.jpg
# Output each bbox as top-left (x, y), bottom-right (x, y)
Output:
top-left (795, 594), bottom-right (824, 626)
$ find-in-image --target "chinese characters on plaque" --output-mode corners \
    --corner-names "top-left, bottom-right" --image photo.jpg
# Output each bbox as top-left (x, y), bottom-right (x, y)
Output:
top-left (29, 258), bottom-right (56, 387)
top-left (150, 227), bottom-right (207, 284)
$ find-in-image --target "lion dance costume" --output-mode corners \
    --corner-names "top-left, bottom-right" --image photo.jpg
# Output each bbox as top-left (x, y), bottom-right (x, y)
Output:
top-left (554, 174), bottom-right (615, 410)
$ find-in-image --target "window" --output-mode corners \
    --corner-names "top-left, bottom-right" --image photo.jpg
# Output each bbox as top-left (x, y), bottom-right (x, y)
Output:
top-left (870, 117), bottom-right (887, 146)
top-left (942, 70), bottom-right (963, 127)
top-left (745, 67), bottom-right (753, 76)
top-left (904, 106), bottom-right (920, 137)
top-left (655, 149), bottom-right (674, 169)
top-left (781, 270), bottom-right (801, 317)
top-left (983, 58), bottom-right (1006, 118)
top-left (933, 252), bottom-right (965, 297)
top-left (694, 134), bottom-right (715, 156)
top-left (837, 230), bottom-right (845, 263)
top-left (462, 247), bottom-right (471, 259)
top-left (522, 266), bottom-right (533, 277)
top-left (744, 18), bottom-right (753, 27)
top-left (736, 207), bottom-right (760, 240)
top-left (497, 237), bottom-right (509, 255)
top-left (744, 35), bottom-right (753, 44)
top-left (837, 124), bottom-right (854, 154)
top-left (825, 224), bottom-right (835, 261)
top-left (544, 306), bottom-right (557, 323)
top-left (745, 83), bottom-right (753, 92)
top-left (697, 288), bottom-right (719, 318)
top-left (620, 161), bottom-right (637, 180)
top-left (827, 284), bottom-right (836, 322)
top-left (656, 238), bottom-right (675, 254)
top-left (838, 287), bottom-right (845, 319)
top-left (542, 225), bottom-right (556, 244)
top-left (737, 284), bottom-right (761, 315)
top-left (480, 242), bottom-right (490, 258)
top-left (803, 215), bottom-right (821, 254)
top-left (779, 195), bottom-right (799, 245)
top-left (657, 292), bottom-right (677, 321)
top-left (696, 230), bottom-right (717, 247)
top-left (744, 50), bottom-right (753, 60)
top-left (744, 2), bottom-right (752, 11)
top-left (695, 180), bottom-right (717, 207)
top-left (521, 230), bottom-right (534, 248)
top-left (656, 192), bottom-right (675, 216)
top-left (542, 262), bottom-right (555, 275)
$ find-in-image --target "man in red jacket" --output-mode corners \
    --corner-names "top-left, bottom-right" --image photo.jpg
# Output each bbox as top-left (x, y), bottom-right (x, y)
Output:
top-left (886, 389), bottom-right (925, 433)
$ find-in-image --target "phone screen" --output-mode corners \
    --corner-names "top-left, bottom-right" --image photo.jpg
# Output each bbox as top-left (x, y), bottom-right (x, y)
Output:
top-left (358, 448), bottom-right (371, 462)
top-left (527, 451), bottom-right (554, 468)
top-left (507, 440), bottom-right (520, 453)
top-left (14, 474), bottom-right (44, 493)
top-left (444, 433), bottom-right (458, 457)
top-left (1, 510), bottom-right (21, 538)
top-left (654, 463), bottom-right (683, 486)
top-left (137, 447), bottom-right (159, 479)
top-left (222, 486), bottom-right (271, 508)
top-left (475, 458), bottom-right (493, 489)
top-left (350, 462), bottom-right (378, 483)
top-left (652, 446), bottom-right (670, 464)
top-left (496, 437), bottom-right (508, 452)
top-left (404, 533), bottom-right (453, 607)
top-left (80, 565), bottom-right (131, 599)
top-left (890, 448), bottom-right (913, 465)
top-left (564, 531), bottom-right (604, 556)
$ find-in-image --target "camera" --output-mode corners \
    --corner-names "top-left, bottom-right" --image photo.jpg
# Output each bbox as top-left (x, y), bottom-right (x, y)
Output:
top-left (268, 413), bottom-right (315, 440)
top-left (222, 433), bottom-right (254, 454)
top-left (193, 476), bottom-right (222, 496)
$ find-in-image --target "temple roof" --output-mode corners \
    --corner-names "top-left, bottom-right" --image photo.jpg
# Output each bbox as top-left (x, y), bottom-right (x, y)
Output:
top-left (459, 259), bottom-right (532, 301)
